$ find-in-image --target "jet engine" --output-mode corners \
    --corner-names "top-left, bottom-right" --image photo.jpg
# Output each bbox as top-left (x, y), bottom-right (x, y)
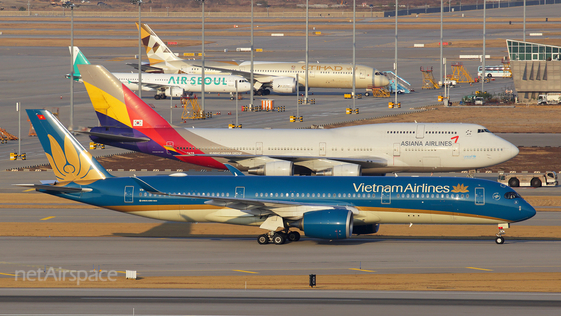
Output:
top-left (316, 164), bottom-right (361, 176)
top-left (292, 209), bottom-right (353, 239)
top-left (271, 77), bottom-right (297, 94)
top-left (248, 161), bottom-right (293, 176)
top-left (164, 87), bottom-right (184, 97)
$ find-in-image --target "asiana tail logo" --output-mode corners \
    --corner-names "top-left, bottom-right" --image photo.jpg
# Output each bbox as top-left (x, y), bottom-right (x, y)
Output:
top-left (451, 184), bottom-right (469, 193)
top-left (46, 134), bottom-right (99, 183)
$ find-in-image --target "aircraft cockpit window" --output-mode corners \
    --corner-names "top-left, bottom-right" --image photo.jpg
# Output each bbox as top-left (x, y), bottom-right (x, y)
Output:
top-left (504, 192), bottom-right (521, 199)
top-left (478, 129), bottom-right (491, 133)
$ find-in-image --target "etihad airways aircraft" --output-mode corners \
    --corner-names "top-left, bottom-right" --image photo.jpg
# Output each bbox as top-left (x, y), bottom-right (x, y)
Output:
top-left (23, 108), bottom-right (535, 244)
top-left (69, 46), bottom-right (251, 99)
top-left (135, 23), bottom-right (390, 95)
top-left (79, 64), bottom-right (519, 176)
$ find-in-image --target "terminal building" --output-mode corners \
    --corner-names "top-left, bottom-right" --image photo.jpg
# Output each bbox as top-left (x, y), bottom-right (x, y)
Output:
top-left (507, 39), bottom-right (561, 102)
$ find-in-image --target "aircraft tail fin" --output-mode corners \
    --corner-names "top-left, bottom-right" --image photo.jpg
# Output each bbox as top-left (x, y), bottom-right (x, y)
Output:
top-left (26, 109), bottom-right (112, 183)
top-left (66, 46), bottom-right (91, 82)
top-left (78, 64), bottom-right (173, 131)
top-left (136, 23), bottom-right (182, 66)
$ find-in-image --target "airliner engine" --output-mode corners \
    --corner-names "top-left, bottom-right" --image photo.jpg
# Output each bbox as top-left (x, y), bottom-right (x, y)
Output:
top-left (248, 161), bottom-right (294, 176)
top-left (292, 209), bottom-right (353, 239)
top-left (316, 164), bottom-right (361, 176)
top-left (271, 77), bottom-right (297, 94)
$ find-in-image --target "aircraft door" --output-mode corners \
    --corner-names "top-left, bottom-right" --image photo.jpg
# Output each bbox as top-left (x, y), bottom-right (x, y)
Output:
top-left (475, 187), bottom-right (485, 205)
top-left (359, 68), bottom-right (366, 79)
top-left (256, 142), bottom-right (263, 155)
top-left (309, 70), bottom-right (315, 78)
top-left (416, 124), bottom-right (425, 139)
top-left (452, 143), bottom-right (460, 156)
top-left (381, 191), bottom-right (391, 204)
top-left (235, 186), bottom-right (245, 198)
top-left (319, 142), bottom-right (326, 156)
top-left (124, 186), bottom-right (134, 203)
top-left (393, 143), bottom-right (401, 157)
top-left (228, 78), bottom-right (234, 87)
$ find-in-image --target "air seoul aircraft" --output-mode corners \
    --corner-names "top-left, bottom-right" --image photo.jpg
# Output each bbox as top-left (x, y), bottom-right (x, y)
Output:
top-left (134, 23), bottom-right (390, 96)
top-left (69, 46), bottom-right (251, 99)
top-left (22, 109), bottom-right (535, 244)
top-left (79, 64), bottom-right (519, 176)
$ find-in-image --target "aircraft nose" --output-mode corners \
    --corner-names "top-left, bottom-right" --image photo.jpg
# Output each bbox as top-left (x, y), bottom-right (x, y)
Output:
top-left (518, 200), bottom-right (537, 222)
top-left (505, 142), bottom-right (519, 160)
top-left (373, 73), bottom-right (390, 88)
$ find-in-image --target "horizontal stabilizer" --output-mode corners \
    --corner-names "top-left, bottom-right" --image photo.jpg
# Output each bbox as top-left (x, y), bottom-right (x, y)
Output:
top-left (224, 164), bottom-right (245, 176)
top-left (81, 131), bottom-right (150, 143)
top-left (14, 184), bottom-right (92, 193)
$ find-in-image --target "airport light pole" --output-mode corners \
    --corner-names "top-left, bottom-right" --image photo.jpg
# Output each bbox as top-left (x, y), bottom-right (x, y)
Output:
top-left (27, 1), bottom-right (30, 16)
top-left (196, 0), bottom-right (206, 112)
top-left (352, 0), bottom-right (356, 111)
top-left (523, 0), bottom-right (526, 41)
top-left (305, 0), bottom-right (309, 104)
top-left (131, 0), bottom-right (142, 99)
top-left (440, 0), bottom-right (443, 83)
top-left (482, 0), bottom-right (486, 92)
top-left (394, 0), bottom-right (398, 107)
top-left (63, 1), bottom-right (75, 131)
top-left (250, 0), bottom-right (254, 110)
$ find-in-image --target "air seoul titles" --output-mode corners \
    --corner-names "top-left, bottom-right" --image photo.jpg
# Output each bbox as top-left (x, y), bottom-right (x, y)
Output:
top-left (353, 182), bottom-right (470, 194)
top-left (167, 76), bottom-right (229, 86)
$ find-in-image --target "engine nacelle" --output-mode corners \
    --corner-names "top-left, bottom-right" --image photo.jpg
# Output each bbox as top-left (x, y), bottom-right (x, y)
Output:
top-left (164, 86), bottom-right (184, 97)
top-left (294, 209), bottom-right (353, 239)
top-left (316, 164), bottom-right (361, 176)
top-left (271, 77), bottom-right (297, 94)
top-left (353, 223), bottom-right (380, 235)
top-left (248, 161), bottom-right (293, 176)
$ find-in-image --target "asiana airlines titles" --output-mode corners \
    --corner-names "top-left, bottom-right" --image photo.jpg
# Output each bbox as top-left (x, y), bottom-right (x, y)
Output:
top-left (400, 140), bottom-right (454, 147)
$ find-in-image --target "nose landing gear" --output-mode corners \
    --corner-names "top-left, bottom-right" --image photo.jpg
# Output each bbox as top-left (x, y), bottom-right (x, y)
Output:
top-left (495, 223), bottom-right (509, 244)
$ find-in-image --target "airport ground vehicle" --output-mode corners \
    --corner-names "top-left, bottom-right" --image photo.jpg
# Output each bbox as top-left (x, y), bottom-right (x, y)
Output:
top-left (477, 65), bottom-right (510, 78)
top-left (537, 93), bottom-right (561, 105)
top-left (498, 171), bottom-right (558, 188)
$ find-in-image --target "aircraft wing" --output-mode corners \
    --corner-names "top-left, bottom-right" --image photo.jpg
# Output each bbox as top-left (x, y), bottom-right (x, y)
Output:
top-left (184, 153), bottom-right (388, 168)
top-left (189, 64), bottom-right (275, 83)
top-left (131, 176), bottom-right (358, 219)
top-left (126, 63), bottom-right (165, 73)
top-left (14, 184), bottom-right (93, 193)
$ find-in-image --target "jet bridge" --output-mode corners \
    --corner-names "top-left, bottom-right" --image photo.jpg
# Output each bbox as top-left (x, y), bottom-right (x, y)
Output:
top-left (382, 71), bottom-right (413, 94)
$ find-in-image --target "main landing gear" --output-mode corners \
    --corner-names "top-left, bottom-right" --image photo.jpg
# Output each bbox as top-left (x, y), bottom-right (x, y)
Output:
top-left (257, 230), bottom-right (301, 245)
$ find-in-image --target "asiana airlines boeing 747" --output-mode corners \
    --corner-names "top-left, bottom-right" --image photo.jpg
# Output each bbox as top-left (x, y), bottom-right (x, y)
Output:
top-left (79, 64), bottom-right (519, 176)
top-left (21, 109), bottom-right (535, 245)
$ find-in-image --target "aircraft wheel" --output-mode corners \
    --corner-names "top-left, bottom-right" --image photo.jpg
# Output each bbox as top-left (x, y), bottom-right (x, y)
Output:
top-left (287, 231), bottom-right (300, 242)
top-left (162, 95), bottom-right (167, 99)
top-left (154, 95), bottom-right (161, 100)
top-left (487, 73), bottom-right (493, 78)
top-left (272, 233), bottom-right (286, 245)
top-left (257, 234), bottom-right (269, 245)
top-left (508, 178), bottom-right (520, 187)
top-left (264, 89), bottom-right (270, 95)
top-left (364, 92), bottom-right (370, 97)
top-left (495, 236), bottom-right (505, 244)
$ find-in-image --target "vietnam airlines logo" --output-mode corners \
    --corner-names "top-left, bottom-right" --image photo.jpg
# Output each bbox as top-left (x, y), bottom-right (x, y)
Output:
top-left (451, 184), bottom-right (469, 193)
top-left (46, 134), bottom-right (99, 183)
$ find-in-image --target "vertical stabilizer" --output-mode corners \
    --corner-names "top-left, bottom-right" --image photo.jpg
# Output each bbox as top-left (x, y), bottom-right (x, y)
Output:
top-left (136, 23), bottom-right (182, 66)
top-left (69, 46), bottom-right (91, 80)
top-left (26, 109), bottom-right (112, 182)
top-left (79, 64), bottom-right (173, 131)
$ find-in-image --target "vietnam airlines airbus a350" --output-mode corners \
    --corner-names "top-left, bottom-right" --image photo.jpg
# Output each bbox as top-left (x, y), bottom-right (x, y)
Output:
top-left (134, 23), bottom-right (390, 96)
top-left (21, 109), bottom-right (535, 244)
top-left (79, 64), bottom-right (519, 176)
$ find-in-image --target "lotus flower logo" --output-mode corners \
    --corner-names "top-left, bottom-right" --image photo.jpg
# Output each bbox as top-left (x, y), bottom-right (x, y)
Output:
top-left (46, 134), bottom-right (99, 183)
top-left (452, 184), bottom-right (469, 193)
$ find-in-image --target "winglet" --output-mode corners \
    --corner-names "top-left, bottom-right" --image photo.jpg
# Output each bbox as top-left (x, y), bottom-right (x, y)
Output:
top-left (224, 164), bottom-right (245, 176)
